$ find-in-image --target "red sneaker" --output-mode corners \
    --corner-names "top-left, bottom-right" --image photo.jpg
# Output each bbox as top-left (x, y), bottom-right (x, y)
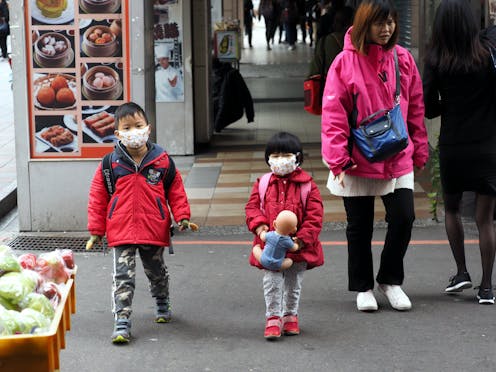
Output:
top-left (264, 316), bottom-right (282, 340)
top-left (282, 314), bottom-right (300, 336)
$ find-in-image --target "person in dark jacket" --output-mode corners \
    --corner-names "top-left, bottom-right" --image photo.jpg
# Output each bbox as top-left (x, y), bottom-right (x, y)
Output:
top-left (0, 0), bottom-right (9, 59)
top-left (316, 0), bottom-right (345, 43)
top-left (258, 0), bottom-right (280, 50)
top-left (282, 0), bottom-right (299, 50)
top-left (423, 0), bottom-right (496, 305)
top-left (212, 58), bottom-right (254, 132)
top-left (244, 0), bottom-right (255, 48)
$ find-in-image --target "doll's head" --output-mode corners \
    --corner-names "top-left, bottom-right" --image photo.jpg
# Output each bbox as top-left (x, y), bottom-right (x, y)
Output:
top-left (273, 210), bottom-right (298, 236)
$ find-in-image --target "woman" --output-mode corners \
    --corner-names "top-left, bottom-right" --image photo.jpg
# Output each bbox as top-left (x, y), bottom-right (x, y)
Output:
top-left (321, 0), bottom-right (428, 312)
top-left (0, 0), bottom-right (9, 60)
top-left (423, 0), bottom-right (496, 304)
top-left (259, 0), bottom-right (280, 51)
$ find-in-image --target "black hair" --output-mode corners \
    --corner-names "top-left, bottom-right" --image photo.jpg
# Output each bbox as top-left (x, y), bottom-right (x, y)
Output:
top-left (425, 0), bottom-right (489, 74)
top-left (114, 101), bottom-right (149, 128)
top-left (264, 132), bottom-right (304, 166)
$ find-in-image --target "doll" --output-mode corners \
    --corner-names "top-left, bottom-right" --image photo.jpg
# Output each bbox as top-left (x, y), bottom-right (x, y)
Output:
top-left (252, 210), bottom-right (300, 271)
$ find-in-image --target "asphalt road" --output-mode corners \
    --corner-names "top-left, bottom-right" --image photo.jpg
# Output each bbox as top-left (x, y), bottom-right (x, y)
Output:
top-left (21, 225), bottom-right (496, 371)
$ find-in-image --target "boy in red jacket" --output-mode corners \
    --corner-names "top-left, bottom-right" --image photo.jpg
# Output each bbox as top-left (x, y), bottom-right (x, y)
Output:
top-left (246, 132), bottom-right (324, 340)
top-left (86, 102), bottom-right (194, 344)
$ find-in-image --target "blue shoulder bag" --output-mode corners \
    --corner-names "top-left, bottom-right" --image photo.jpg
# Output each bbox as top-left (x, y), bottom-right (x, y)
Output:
top-left (349, 49), bottom-right (408, 162)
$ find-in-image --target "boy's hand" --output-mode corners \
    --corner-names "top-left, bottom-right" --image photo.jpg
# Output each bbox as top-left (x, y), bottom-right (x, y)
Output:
top-left (179, 219), bottom-right (199, 231)
top-left (85, 235), bottom-right (102, 250)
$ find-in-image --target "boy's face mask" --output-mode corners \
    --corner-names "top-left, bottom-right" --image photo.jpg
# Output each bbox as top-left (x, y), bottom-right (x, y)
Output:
top-left (268, 153), bottom-right (298, 176)
top-left (118, 126), bottom-right (150, 149)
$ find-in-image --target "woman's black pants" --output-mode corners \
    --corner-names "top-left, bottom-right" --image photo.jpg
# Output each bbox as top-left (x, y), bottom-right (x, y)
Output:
top-left (343, 188), bottom-right (415, 292)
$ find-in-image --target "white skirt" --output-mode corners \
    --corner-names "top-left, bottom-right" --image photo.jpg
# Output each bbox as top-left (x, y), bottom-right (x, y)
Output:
top-left (326, 170), bottom-right (414, 197)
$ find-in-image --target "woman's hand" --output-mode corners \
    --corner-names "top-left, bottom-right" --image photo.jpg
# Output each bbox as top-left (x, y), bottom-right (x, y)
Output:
top-left (334, 165), bottom-right (357, 188)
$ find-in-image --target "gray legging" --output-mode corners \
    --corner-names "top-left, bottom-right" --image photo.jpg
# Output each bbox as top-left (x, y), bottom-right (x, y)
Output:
top-left (263, 261), bottom-right (307, 318)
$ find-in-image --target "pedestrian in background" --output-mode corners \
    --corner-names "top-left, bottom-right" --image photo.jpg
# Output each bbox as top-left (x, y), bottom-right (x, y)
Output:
top-left (246, 132), bottom-right (324, 340)
top-left (282, 0), bottom-right (299, 50)
top-left (308, 6), bottom-right (354, 79)
top-left (321, 0), bottom-right (428, 312)
top-left (87, 102), bottom-right (196, 344)
top-left (259, 0), bottom-right (280, 50)
top-left (316, 0), bottom-right (345, 44)
top-left (244, 0), bottom-right (255, 48)
top-left (0, 0), bottom-right (9, 60)
top-left (423, 0), bottom-right (496, 304)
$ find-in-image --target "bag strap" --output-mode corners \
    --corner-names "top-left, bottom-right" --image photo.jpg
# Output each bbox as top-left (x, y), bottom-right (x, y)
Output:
top-left (101, 153), bottom-right (176, 197)
top-left (101, 153), bottom-right (114, 196)
top-left (394, 48), bottom-right (400, 104)
top-left (258, 172), bottom-right (311, 213)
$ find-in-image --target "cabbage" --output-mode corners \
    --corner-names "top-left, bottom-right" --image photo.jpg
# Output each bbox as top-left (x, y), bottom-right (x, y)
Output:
top-left (0, 251), bottom-right (21, 275)
top-left (19, 308), bottom-right (51, 334)
top-left (0, 271), bottom-right (37, 304)
top-left (20, 293), bottom-right (55, 320)
top-left (0, 307), bottom-right (22, 335)
top-left (0, 245), bottom-right (11, 254)
top-left (0, 294), bottom-right (17, 311)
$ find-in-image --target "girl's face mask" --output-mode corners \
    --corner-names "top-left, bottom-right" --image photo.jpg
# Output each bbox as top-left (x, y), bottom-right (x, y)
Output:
top-left (268, 153), bottom-right (299, 176)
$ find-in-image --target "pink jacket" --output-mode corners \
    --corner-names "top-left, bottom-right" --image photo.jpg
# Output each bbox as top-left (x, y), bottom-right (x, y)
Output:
top-left (321, 28), bottom-right (428, 179)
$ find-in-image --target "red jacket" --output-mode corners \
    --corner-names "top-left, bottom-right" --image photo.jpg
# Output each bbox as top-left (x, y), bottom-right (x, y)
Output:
top-left (321, 27), bottom-right (429, 179)
top-left (87, 142), bottom-right (190, 247)
top-left (245, 168), bottom-right (324, 270)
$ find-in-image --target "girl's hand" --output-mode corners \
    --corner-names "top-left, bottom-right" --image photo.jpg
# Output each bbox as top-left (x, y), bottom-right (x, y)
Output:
top-left (255, 224), bottom-right (269, 237)
top-left (85, 235), bottom-right (102, 250)
top-left (292, 237), bottom-right (304, 250)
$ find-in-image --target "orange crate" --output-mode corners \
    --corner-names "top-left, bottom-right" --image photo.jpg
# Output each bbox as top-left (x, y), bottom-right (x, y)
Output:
top-left (0, 278), bottom-right (76, 372)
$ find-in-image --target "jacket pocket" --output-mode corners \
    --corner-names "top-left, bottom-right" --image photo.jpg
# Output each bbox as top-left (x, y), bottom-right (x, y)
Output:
top-left (156, 197), bottom-right (166, 220)
top-left (108, 196), bottom-right (118, 219)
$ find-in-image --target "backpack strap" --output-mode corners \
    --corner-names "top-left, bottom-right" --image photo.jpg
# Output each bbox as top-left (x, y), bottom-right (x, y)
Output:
top-left (258, 172), bottom-right (312, 213)
top-left (163, 156), bottom-right (176, 197)
top-left (101, 153), bottom-right (115, 196)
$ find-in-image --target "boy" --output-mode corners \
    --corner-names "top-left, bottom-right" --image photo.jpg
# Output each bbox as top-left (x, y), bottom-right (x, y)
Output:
top-left (86, 101), bottom-right (194, 344)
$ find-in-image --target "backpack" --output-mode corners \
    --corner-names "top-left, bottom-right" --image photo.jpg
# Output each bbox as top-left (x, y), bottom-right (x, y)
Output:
top-left (258, 172), bottom-right (311, 214)
top-left (101, 152), bottom-right (176, 196)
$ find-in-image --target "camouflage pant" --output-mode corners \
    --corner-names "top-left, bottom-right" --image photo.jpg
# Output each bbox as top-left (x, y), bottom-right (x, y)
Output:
top-left (112, 244), bottom-right (169, 319)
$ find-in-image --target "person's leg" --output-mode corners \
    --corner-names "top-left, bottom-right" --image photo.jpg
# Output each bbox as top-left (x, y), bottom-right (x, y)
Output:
top-left (282, 262), bottom-right (307, 315)
top-left (377, 188), bottom-right (415, 285)
top-left (112, 245), bottom-right (137, 319)
top-left (252, 244), bottom-right (263, 264)
top-left (111, 245), bottom-right (137, 342)
top-left (343, 196), bottom-right (375, 291)
top-left (263, 270), bottom-right (284, 338)
top-left (138, 245), bottom-right (171, 322)
top-left (474, 194), bottom-right (496, 290)
top-left (264, 17), bottom-right (272, 50)
top-left (0, 34), bottom-right (7, 58)
top-left (443, 192), bottom-right (468, 274)
top-left (247, 23), bottom-right (253, 47)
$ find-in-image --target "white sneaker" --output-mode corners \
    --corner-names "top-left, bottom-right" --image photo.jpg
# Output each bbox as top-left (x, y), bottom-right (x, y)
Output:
top-left (356, 290), bottom-right (378, 311)
top-left (378, 284), bottom-right (412, 311)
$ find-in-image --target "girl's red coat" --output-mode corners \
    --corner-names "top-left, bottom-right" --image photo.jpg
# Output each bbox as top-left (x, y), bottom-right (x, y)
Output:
top-left (245, 168), bottom-right (324, 270)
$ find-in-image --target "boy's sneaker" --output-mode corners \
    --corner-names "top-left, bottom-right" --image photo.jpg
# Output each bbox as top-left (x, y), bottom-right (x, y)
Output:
top-left (445, 272), bottom-right (472, 293)
top-left (155, 297), bottom-right (172, 323)
top-left (477, 288), bottom-right (495, 305)
top-left (264, 316), bottom-right (282, 340)
top-left (282, 314), bottom-right (300, 336)
top-left (111, 318), bottom-right (131, 344)
top-left (378, 284), bottom-right (412, 311)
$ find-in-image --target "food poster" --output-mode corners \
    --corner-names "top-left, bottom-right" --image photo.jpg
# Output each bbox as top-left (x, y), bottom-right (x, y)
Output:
top-left (26, 0), bottom-right (129, 159)
top-left (153, 0), bottom-right (184, 102)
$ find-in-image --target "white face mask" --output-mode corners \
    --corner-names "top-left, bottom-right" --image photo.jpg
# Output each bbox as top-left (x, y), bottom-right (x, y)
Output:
top-left (118, 127), bottom-right (149, 149)
top-left (268, 154), bottom-right (298, 176)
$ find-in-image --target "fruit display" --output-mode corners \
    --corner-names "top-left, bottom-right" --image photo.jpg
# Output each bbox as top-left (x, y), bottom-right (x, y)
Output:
top-left (0, 247), bottom-right (75, 336)
top-left (35, 74), bottom-right (76, 109)
top-left (35, 0), bottom-right (68, 18)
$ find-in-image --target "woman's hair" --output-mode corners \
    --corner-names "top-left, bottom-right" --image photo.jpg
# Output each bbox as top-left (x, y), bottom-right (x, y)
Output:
top-left (425, 0), bottom-right (489, 74)
top-left (351, 0), bottom-right (399, 53)
top-left (114, 101), bottom-right (149, 126)
top-left (264, 132), bottom-right (304, 166)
